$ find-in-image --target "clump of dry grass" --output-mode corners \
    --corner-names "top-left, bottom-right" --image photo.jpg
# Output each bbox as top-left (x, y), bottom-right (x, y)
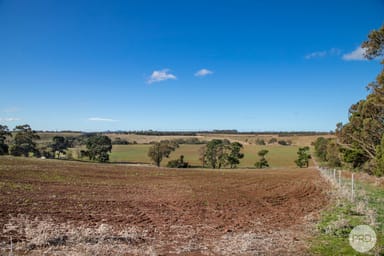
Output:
top-left (212, 228), bottom-right (309, 256)
top-left (2, 215), bottom-right (154, 256)
top-left (2, 215), bottom-right (315, 256)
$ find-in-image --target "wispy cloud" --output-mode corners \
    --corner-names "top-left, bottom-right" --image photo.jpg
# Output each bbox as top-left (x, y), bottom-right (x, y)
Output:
top-left (194, 68), bottom-right (213, 77)
top-left (305, 48), bottom-right (341, 59)
top-left (88, 117), bottom-right (118, 122)
top-left (305, 50), bottom-right (327, 59)
top-left (3, 107), bottom-right (20, 113)
top-left (147, 69), bottom-right (177, 84)
top-left (342, 47), bottom-right (366, 61)
top-left (0, 117), bottom-right (20, 122)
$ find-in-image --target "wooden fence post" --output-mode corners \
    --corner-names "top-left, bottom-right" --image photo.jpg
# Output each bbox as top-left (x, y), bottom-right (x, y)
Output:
top-left (351, 173), bottom-right (355, 201)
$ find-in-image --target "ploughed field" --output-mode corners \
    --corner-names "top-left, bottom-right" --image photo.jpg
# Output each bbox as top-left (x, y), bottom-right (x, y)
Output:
top-left (0, 156), bottom-right (329, 255)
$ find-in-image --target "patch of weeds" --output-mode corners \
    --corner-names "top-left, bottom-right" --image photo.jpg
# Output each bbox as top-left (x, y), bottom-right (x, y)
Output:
top-left (360, 183), bottom-right (384, 254)
top-left (312, 201), bottom-right (367, 255)
top-left (38, 171), bottom-right (77, 184)
top-left (0, 181), bottom-right (34, 191)
top-left (311, 182), bottom-right (384, 255)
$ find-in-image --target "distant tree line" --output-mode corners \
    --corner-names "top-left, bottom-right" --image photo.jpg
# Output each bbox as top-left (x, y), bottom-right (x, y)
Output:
top-left (250, 137), bottom-right (291, 146)
top-left (148, 137), bottom-right (205, 145)
top-left (167, 137), bottom-right (206, 145)
top-left (103, 130), bottom-right (331, 136)
top-left (112, 137), bottom-right (137, 145)
top-left (113, 131), bottom-right (199, 136)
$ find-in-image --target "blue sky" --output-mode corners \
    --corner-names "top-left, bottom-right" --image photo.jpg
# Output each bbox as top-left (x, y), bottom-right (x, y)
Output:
top-left (1, 0), bottom-right (383, 132)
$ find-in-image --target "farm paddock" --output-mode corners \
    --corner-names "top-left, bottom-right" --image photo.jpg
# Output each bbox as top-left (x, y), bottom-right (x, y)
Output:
top-left (0, 157), bottom-right (330, 255)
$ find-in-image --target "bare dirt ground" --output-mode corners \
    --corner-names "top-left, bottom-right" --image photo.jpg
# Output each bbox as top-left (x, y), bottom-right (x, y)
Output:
top-left (0, 157), bottom-right (330, 255)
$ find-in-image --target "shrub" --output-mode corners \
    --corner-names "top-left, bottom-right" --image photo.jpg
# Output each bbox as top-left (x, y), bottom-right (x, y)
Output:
top-left (255, 158), bottom-right (269, 168)
top-left (255, 149), bottom-right (269, 168)
top-left (112, 137), bottom-right (129, 145)
top-left (295, 147), bottom-right (311, 168)
top-left (255, 138), bottom-right (266, 145)
top-left (167, 155), bottom-right (189, 168)
top-left (278, 140), bottom-right (292, 146)
top-left (268, 138), bottom-right (277, 144)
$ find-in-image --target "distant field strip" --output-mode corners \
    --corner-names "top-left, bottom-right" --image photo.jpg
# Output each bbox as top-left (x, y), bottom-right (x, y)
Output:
top-left (110, 144), bottom-right (301, 168)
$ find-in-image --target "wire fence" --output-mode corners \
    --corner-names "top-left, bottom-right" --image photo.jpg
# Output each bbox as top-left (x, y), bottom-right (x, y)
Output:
top-left (317, 166), bottom-right (356, 202)
top-left (317, 165), bottom-right (377, 227)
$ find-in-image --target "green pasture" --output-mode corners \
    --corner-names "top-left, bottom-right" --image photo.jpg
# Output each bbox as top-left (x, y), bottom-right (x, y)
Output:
top-left (109, 144), bottom-right (151, 163)
top-left (241, 145), bottom-right (300, 168)
top-left (109, 144), bottom-right (301, 168)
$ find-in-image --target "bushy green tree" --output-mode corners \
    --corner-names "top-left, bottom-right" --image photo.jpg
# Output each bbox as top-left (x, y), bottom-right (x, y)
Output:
top-left (342, 148), bottom-right (368, 169)
top-left (9, 124), bottom-right (40, 157)
top-left (374, 134), bottom-right (384, 177)
top-left (295, 147), bottom-right (311, 168)
top-left (326, 141), bottom-right (342, 167)
top-left (202, 139), bottom-right (229, 169)
top-left (50, 136), bottom-right (69, 158)
top-left (313, 137), bottom-right (329, 162)
top-left (0, 125), bottom-right (11, 155)
top-left (255, 149), bottom-right (269, 168)
top-left (86, 135), bottom-right (112, 162)
top-left (336, 23), bottom-right (384, 175)
top-left (201, 140), bottom-right (244, 169)
top-left (148, 140), bottom-right (178, 167)
top-left (227, 142), bottom-right (244, 168)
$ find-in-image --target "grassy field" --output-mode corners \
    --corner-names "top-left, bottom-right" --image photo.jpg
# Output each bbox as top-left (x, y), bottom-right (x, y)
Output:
top-left (109, 144), bottom-right (151, 163)
top-left (240, 144), bottom-right (301, 168)
top-left (35, 132), bottom-right (324, 168)
top-left (109, 144), bottom-right (303, 168)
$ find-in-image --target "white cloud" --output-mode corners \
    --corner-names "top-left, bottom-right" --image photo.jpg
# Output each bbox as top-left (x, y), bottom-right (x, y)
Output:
top-left (342, 47), bottom-right (366, 61)
top-left (88, 117), bottom-right (118, 122)
top-left (3, 107), bottom-right (20, 113)
top-left (305, 48), bottom-right (341, 59)
top-left (305, 51), bottom-right (327, 59)
top-left (0, 117), bottom-right (20, 122)
top-left (195, 68), bottom-right (213, 77)
top-left (147, 69), bottom-right (177, 84)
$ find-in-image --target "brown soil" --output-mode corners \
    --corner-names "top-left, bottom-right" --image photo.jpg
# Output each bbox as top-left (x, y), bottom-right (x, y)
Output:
top-left (0, 156), bottom-right (330, 255)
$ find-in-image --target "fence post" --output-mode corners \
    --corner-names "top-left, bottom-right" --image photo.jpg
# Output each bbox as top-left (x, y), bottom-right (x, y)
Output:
top-left (333, 169), bottom-right (336, 181)
top-left (351, 173), bottom-right (355, 202)
top-left (10, 236), bottom-right (13, 256)
top-left (338, 170), bottom-right (341, 185)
